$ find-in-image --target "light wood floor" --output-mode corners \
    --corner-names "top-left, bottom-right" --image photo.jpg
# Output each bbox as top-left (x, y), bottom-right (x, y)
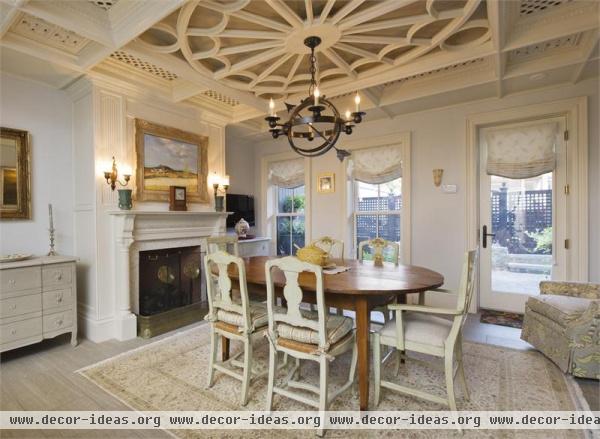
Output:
top-left (1, 315), bottom-right (597, 439)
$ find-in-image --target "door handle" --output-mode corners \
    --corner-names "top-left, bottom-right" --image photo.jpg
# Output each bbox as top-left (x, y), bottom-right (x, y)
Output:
top-left (482, 225), bottom-right (495, 249)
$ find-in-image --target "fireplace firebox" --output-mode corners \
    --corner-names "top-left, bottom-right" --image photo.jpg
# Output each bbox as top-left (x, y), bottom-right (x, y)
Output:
top-left (137, 246), bottom-right (205, 338)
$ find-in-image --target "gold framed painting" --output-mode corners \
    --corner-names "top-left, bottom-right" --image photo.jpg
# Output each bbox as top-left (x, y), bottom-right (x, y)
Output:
top-left (135, 119), bottom-right (209, 203)
top-left (317, 172), bottom-right (335, 193)
top-left (1, 127), bottom-right (31, 219)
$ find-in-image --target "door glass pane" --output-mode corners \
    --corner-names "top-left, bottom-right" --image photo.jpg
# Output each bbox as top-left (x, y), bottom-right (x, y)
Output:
top-left (276, 185), bottom-right (305, 256)
top-left (491, 173), bottom-right (553, 295)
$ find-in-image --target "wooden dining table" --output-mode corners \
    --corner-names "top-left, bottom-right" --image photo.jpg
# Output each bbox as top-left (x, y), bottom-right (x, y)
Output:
top-left (222, 256), bottom-right (444, 410)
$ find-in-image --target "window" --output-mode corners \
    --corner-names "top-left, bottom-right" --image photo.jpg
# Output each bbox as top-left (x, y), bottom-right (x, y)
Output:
top-left (354, 178), bottom-right (401, 261)
top-left (276, 185), bottom-right (305, 256)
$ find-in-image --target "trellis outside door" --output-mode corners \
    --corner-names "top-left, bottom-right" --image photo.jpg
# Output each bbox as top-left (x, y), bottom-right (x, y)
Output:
top-left (478, 117), bottom-right (567, 313)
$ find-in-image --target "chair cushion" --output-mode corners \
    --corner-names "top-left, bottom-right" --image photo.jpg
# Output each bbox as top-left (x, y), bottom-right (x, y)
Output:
top-left (379, 311), bottom-right (453, 348)
top-left (216, 301), bottom-right (269, 328)
top-left (277, 311), bottom-right (354, 345)
top-left (527, 295), bottom-right (594, 326)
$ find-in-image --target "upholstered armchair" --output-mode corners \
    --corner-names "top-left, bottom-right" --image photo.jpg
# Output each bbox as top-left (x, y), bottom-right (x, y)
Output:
top-left (521, 281), bottom-right (600, 379)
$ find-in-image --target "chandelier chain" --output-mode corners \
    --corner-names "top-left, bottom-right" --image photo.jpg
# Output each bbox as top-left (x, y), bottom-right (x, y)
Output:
top-left (309, 46), bottom-right (317, 97)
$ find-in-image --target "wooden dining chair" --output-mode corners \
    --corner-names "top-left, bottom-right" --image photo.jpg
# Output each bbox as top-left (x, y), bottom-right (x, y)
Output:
top-left (264, 256), bottom-right (357, 436)
top-left (358, 238), bottom-right (402, 324)
top-left (204, 251), bottom-right (268, 405)
top-left (311, 236), bottom-right (345, 261)
top-left (372, 250), bottom-right (478, 411)
top-left (207, 235), bottom-right (239, 256)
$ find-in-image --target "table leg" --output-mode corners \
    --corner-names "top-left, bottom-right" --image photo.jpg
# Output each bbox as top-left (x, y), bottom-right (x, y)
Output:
top-left (221, 336), bottom-right (230, 362)
top-left (355, 297), bottom-right (369, 410)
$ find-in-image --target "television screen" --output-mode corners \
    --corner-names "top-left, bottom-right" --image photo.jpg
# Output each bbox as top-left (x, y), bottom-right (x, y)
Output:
top-left (226, 194), bottom-right (255, 228)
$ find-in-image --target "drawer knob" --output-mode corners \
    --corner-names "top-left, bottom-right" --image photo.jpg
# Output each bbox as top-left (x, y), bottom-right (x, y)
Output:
top-left (56, 293), bottom-right (63, 303)
top-left (54, 273), bottom-right (63, 281)
top-left (9, 304), bottom-right (16, 310)
top-left (8, 279), bottom-right (15, 286)
top-left (56, 319), bottom-right (63, 326)
top-left (10, 329), bottom-right (16, 335)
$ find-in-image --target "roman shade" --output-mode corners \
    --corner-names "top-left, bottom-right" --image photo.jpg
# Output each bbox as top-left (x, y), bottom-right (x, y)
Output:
top-left (268, 158), bottom-right (304, 188)
top-left (485, 121), bottom-right (559, 179)
top-left (347, 144), bottom-right (402, 184)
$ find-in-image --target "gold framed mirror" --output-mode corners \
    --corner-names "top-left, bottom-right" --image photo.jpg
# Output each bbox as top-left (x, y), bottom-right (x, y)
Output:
top-left (1, 127), bottom-right (31, 219)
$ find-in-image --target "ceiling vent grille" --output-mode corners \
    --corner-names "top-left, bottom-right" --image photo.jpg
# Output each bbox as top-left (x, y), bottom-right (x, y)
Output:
top-left (89, 1), bottom-right (118, 10)
top-left (509, 33), bottom-right (580, 61)
top-left (110, 51), bottom-right (178, 81)
top-left (385, 58), bottom-right (486, 87)
top-left (202, 90), bottom-right (240, 107)
top-left (519, 0), bottom-right (572, 16)
top-left (13, 14), bottom-right (88, 54)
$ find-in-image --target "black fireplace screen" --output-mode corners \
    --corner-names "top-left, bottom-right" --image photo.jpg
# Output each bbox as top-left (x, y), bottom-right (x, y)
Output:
top-left (139, 246), bottom-right (202, 316)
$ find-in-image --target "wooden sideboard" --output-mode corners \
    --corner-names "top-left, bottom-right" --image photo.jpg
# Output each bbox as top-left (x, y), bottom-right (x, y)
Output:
top-left (0, 256), bottom-right (77, 352)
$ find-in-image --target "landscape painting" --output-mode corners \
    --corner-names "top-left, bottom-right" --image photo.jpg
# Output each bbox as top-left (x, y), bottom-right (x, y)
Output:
top-left (143, 134), bottom-right (198, 193)
top-left (135, 119), bottom-right (209, 203)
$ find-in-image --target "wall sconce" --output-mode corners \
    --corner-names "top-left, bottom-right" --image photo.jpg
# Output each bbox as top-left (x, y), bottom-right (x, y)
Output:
top-left (104, 156), bottom-right (131, 191)
top-left (208, 173), bottom-right (230, 212)
top-left (433, 169), bottom-right (443, 187)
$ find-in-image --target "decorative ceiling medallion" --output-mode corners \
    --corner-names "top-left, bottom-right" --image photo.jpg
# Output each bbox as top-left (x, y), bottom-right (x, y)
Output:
top-left (519, 0), bottom-right (572, 16)
top-left (509, 33), bottom-right (581, 62)
top-left (12, 13), bottom-right (89, 55)
top-left (138, 0), bottom-right (491, 100)
top-left (110, 51), bottom-right (178, 81)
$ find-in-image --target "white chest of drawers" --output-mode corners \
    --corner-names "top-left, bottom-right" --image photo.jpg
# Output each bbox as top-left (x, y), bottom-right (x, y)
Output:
top-left (237, 237), bottom-right (271, 258)
top-left (0, 256), bottom-right (77, 352)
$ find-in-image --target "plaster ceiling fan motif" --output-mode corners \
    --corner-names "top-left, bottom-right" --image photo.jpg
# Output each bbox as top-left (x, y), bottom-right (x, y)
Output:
top-left (137, 0), bottom-right (491, 100)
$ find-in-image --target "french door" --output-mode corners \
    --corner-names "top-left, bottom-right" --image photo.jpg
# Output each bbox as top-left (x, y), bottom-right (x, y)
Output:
top-left (479, 117), bottom-right (567, 313)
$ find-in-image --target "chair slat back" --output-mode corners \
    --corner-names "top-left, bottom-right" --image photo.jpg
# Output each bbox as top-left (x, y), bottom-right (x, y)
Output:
top-left (453, 250), bottom-right (478, 326)
top-left (358, 238), bottom-right (400, 265)
top-left (265, 257), bottom-right (327, 349)
top-left (311, 236), bottom-right (345, 260)
top-left (204, 250), bottom-right (251, 331)
top-left (207, 236), bottom-right (239, 256)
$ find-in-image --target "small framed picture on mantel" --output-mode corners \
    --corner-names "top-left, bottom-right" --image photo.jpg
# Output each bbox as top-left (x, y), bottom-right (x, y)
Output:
top-left (169, 186), bottom-right (187, 211)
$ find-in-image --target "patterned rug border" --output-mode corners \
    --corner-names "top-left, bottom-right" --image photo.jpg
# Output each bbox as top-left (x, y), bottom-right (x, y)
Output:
top-left (76, 323), bottom-right (594, 439)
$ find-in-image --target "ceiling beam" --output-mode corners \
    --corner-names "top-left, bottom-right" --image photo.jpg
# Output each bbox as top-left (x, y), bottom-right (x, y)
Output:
top-left (338, 0), bottom-right (416, 30)
top-left (571, 32), bottom-right (599, 84)
top-left (361, 87), bottom-right (394, 119)
top-left (487, 0), bottom-right (508, 98)
top-left (0, 2), bottom-right (23, 39)
top-left (304, 0), bottom-right (313, 24)
top-left (171, 79), bottom-right (207, 102)
top-left (318, 0), bottom-right (336, 24)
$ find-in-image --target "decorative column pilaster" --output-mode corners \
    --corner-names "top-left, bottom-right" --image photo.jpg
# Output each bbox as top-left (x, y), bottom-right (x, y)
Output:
top-left (112, 213), bottom-right (137, 340)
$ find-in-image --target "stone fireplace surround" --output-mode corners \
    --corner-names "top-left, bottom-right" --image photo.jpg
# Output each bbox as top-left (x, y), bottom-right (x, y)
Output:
top-left (108, 210), bottom-right (228, 340)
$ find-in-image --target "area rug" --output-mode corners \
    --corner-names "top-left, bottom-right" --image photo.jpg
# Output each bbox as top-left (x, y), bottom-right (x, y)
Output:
top-left (480, 309), bottom-right (524, 329)
top-left (79, 324), bottom-right (586, 439)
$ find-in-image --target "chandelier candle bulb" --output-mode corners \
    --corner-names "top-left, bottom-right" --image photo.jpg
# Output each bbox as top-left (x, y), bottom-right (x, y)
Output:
top-left (314, 87), bottom-right (320, 106)
top-left (354, 93), bottom-right (361, 112)
top-left (269, 98), bottom-right (275, 117)
top-left (345, 110), bottom-right (351, 122)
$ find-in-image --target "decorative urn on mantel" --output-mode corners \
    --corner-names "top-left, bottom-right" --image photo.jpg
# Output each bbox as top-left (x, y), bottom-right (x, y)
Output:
top-left (234, 218), bottom-right (250, 238)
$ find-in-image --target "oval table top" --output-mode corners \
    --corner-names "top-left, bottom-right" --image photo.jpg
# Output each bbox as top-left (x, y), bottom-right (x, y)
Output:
top-left (228, 256), bottom-right (444, 297)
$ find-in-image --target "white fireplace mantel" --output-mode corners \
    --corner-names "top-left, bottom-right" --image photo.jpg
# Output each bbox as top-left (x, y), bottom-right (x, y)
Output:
top-left (107, 209), bottom-right (230, 340)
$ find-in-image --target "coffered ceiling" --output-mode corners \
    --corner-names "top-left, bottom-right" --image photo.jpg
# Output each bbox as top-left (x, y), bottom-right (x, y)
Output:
top-left (1, 0), bottom-right (598, 125)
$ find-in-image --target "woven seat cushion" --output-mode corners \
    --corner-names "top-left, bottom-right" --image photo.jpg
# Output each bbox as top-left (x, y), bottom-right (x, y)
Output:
top-left (527, 295), bottom-right (594, 326)
top-left (277, 311), bottom-right (353, 345)
top-left (379, 311), bottom-right (453, 348)
top-left (216, 301), bottom-right (269, 328)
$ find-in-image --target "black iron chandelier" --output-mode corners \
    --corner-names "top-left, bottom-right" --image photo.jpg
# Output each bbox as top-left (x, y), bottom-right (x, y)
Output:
top-left (265, 36), bottom-right (365, 161)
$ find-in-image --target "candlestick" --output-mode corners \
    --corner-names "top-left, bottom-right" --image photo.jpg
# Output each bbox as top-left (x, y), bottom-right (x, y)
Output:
top-left (47, 203), bottom-right (57, 256)
top-left (48, 203), bottom-right (54, 230)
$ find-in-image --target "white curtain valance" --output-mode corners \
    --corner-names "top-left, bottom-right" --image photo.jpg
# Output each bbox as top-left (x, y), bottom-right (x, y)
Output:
top-left (347, 144), bottom-right (402, 184)
top-left (269, 158), bottom-right (305, 188)
top-left (485, 121), bottom-right (559, 179)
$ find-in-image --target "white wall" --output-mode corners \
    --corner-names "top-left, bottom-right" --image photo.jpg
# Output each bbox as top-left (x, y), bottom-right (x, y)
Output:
top-left (226, 79), bottom-right (600, 296)
top-left (0, 73), bottom-right (73, 256)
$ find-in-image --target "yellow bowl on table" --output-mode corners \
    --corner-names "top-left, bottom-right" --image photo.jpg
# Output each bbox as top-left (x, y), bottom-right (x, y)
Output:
top-left (295, 245), bottom-right (330, 267)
